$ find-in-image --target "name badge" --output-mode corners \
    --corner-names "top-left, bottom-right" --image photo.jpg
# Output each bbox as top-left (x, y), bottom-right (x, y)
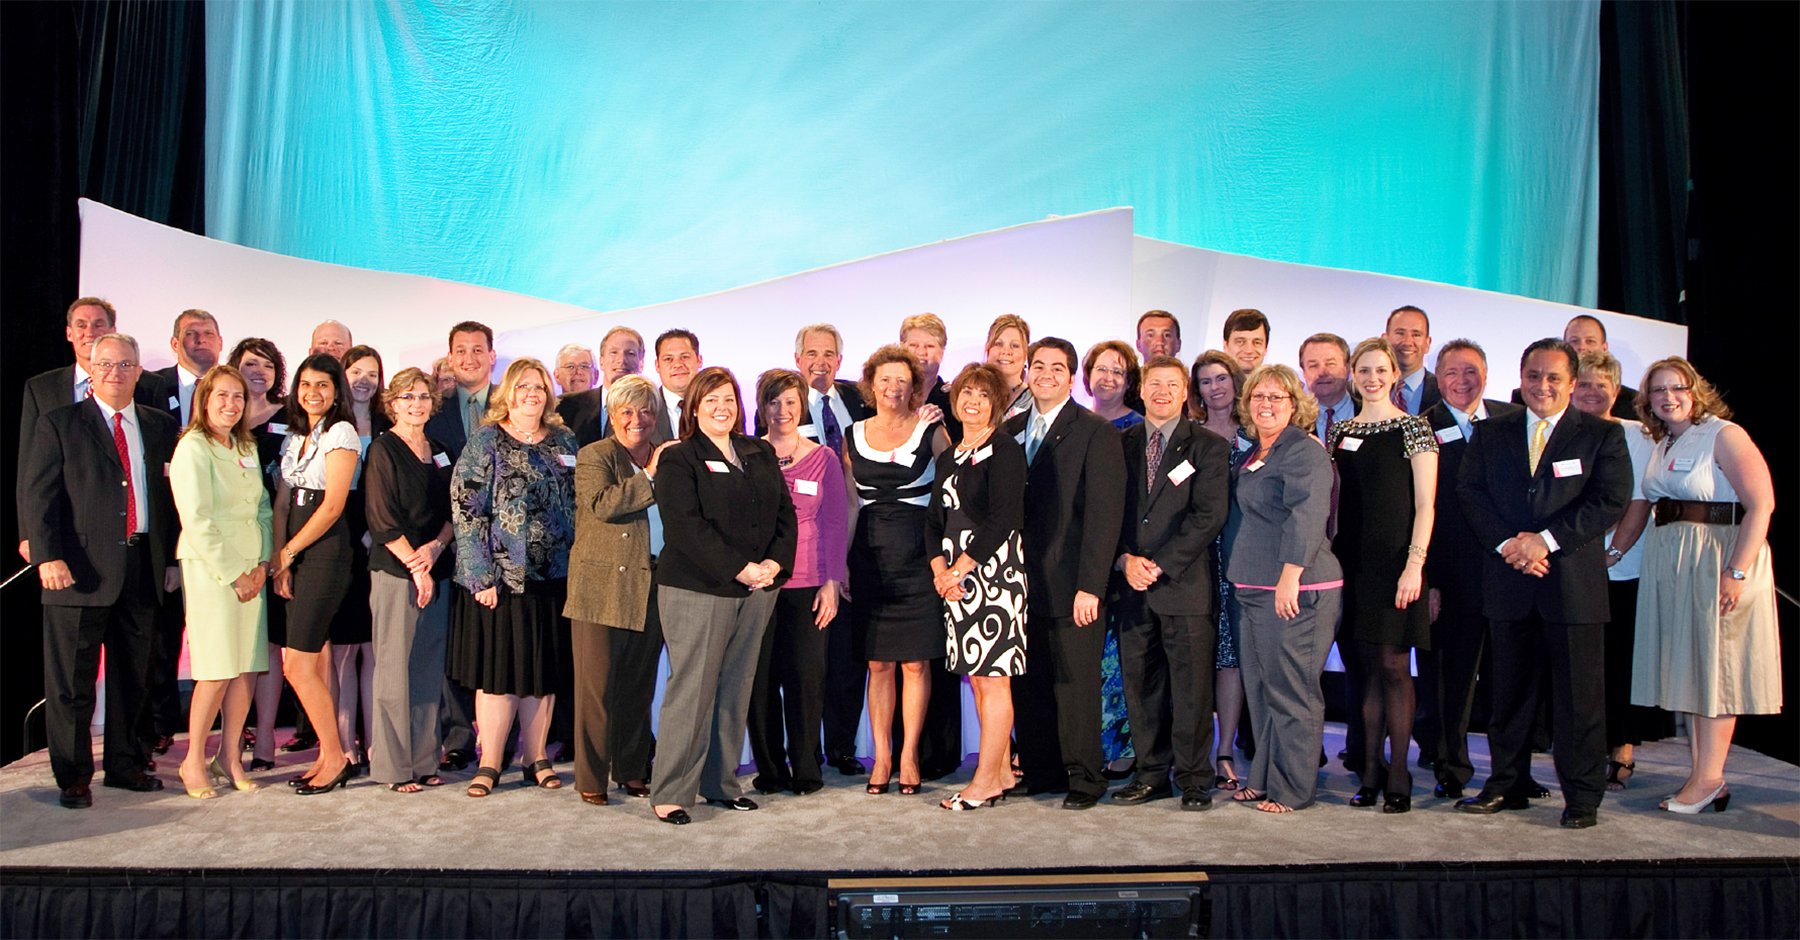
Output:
top-left (1337, 436), bottom-right (1363, 452)
top-left (796, 424), bottom-right (818, 440)
top-left (268, 423), bottom-right (289, 436)
top-left (1434, 425), bottom-right (1464, 445)
top-left (168, 395), bottom-right (180, 410)
top-left (705, 460), bottom-right (731, 474)
top-left (432, 452), bottom-right (450, 468)
top-left (1552, 458), bottom-right (1584, 478)
top-left (1244, 460), bottom-right (1265, 472)
top-left (558, 454), bottom-right (577, 468)
top-left (795, 478), bottom-right (820, 496)
top-left (1167, 459), bottom-right (1195, 486)
top-left (238, 455), bottom-right (258, 469)
top-left (1669, 456), bottom-right (1696, 472)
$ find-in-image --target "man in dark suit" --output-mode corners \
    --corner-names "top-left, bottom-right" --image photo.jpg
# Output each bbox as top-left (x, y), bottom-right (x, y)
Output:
top-left (1455, 338), bottom-right (1631, 829)
top-left (1110, 357), bottom-right (1230, 810)
top-left (142, 308), bottom-right (223, 754)
top-left (903, 313), bottom-right (962, 443)
top-left (648, 328), bottom-right (703, 444)
top-left (556, 325), bottom-right (647, 447)
top-left (1508, 315), bottom-right (1638, 420)
top-left (752, 323), bottom-right (871, 443)
top-left (21, 333), bottom-right (178, 808)
top-left (1384, 305), bottom-right (1442, 415)
top-left (1004, 337), bottom-right (1127, 809)
top-left (16, 299), bottom-right (169, 563)
top-left (1418, 339), bottom-right (1521, 799)
top-left (421, 320), bottom-right (497, 769)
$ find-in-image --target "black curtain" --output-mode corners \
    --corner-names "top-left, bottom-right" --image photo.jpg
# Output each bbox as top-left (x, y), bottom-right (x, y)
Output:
top-left (0, 0), bottom-right (205, 764)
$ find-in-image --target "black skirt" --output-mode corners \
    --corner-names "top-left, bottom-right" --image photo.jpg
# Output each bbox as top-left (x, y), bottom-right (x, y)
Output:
top-left (284, 489), bottom-right (351, 654)
top-left (447, 578), bottom-right (569, 697)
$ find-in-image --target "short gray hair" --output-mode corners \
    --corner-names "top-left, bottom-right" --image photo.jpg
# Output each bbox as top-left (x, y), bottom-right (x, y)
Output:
top-left (605, 374), bottom-right (658, 416)
top-left (94, 331), bottom-right (141, 360)
top-left (556, 342), bottom-right (594, 363)
top-left (793, 323), bottom-right (843, 357)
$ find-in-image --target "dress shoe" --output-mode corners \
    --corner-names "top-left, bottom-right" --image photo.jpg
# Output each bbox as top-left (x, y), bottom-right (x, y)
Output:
top-left (1433, 781), bottom-right (1464, 800)
top-left (1180, 792), bottom-right (1214, 811)
top-left (1349, 786), bottom-right (1380, 808)
top-left (579, 791), bottom-right (608, 806)
top-left (1527, 780), bottom-right (1551, 800)
top-left (438, 748), bottom-right (474, 772)
top-left (792, 780), bottom-right (824, 795)
top-left (829, 754), bottom-right (865, 776)
top-left (1061, 791), bottom-right (1099, 810)
top-left (705, 796), bottom-right (758, 811)
top-left (1663, 782), bottom-right (1730, 814)
top-left (752, 776), bottom-right (792, 795)
top-left (620, 779), bottom-right (651, 798)
top-left (281, 734), bottom-right (317, 753)
top-left (1381, 792), bottom-right (1411, 814)
top-left (151, 734), bottom-right (174, 756)
top-left (59, 784), bottom-right (93, 809)
top-left (1560, 808), bottom-right (1598, 829)
top-left (102, 773), bottom-right (164, 792)
top-left (1456, 792), bottom-right (1528, 814)
top-left (1111, 781), bottom-right (1172, 805)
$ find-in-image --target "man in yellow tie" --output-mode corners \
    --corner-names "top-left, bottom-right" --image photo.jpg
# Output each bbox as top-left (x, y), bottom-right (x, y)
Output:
top-left (1452, 338), bottom-right (1632, 829)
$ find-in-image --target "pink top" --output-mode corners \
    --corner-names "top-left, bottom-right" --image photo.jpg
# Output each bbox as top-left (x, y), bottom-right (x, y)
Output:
top-left (783, 444), bottom-right (849, 588)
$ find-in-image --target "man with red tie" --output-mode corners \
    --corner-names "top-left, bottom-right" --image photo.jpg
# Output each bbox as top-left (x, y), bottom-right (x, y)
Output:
top-left (1383, 306), bottom-right (1441, 415)
top-left (21, 333), bottom-right (180, 808)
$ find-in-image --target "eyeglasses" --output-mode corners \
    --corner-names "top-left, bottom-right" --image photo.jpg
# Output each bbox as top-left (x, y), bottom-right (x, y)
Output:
top-left (395, 393), bottom-right (433, 402)
top-left (1648, 384), bottom-right (1693, 396)
top-left (515, 383), bottom-right (549, 395)
top-left (1248, 392), bottom-right (1291, 404)
top-left (92, 360), bottom-right (137, 373)
top-left (1092, 365), bottom-right (1128, 378)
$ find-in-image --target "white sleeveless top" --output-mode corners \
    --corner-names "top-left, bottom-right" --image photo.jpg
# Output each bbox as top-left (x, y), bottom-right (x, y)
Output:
top-left (1641, 417), bottom-right (1738, 504)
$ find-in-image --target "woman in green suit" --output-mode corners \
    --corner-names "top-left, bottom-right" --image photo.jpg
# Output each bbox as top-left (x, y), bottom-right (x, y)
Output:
top-left (170, 365), bottom-right (274, 798)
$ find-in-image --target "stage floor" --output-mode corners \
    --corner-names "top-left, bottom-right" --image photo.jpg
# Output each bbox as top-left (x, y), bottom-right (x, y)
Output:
top-left (2, 724), bottom-right (1795, 874)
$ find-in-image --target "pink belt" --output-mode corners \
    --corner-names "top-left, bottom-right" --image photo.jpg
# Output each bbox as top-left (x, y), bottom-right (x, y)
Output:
top-left (1232, 580), bottom-right (1343, 592)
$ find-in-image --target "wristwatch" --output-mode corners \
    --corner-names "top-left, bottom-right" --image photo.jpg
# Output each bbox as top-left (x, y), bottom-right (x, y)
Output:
top-left (1724, 567), bottom-right (1748, 581)
top-left (1605, 547), bottom-right (1625, 560)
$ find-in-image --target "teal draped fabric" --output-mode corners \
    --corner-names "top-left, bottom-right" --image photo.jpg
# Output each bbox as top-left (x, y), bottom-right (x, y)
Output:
top-left (206, 1), bottom-right (1598, 311)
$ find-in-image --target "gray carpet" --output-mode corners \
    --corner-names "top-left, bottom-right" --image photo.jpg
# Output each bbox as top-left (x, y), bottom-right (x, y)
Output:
top-left (2, 724), bottom-right (1795, 873)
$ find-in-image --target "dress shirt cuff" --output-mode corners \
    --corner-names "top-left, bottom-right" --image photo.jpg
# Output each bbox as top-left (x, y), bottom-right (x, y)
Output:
top-left (1539, 529), bottom-right (1560, 554)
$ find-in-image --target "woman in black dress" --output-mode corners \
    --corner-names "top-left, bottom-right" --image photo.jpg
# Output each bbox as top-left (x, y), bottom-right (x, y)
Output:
top-left (928, 364), bottom-right (1028, 810)
top-left (846, 345), bottom-right (952, 795)
top-left (1326, 337), bottom-right (1437, 812)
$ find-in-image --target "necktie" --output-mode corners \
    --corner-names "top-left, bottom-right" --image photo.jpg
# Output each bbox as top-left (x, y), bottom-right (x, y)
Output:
top-left (1528, 418), bottom-right (1549, 475)
top-left (466, 394), bottom-right (481, 437)
top-left (112, 412), bottom-right (138, 536)
top-left (819, 392), bottom-right (844, 456)
top-left (1322, 405), bottom-right (1336, 443)
top-left (78, 379), bottom-right (92, 401)
top-left (1025, 414), bottom-right (1047, 464)
top-left (1390, 382), bottom-right (1407, 414)
top-left (1145, 425), bottom-right (1164, 492)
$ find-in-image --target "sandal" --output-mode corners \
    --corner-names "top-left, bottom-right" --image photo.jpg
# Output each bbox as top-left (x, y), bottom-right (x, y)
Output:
top-left (1255, 799), bottom-right (1294, 814)
top-left (1605, 760), bottom-right (1635, 792)
top-left (466, 766), bottom-right (501, 798)
top-left (389, 779), bottom-right (423, 793)
top-left (1232, 787), bottom-right (1265, 804)
top-left (1215, 756), bottom-right (1241, 791)
top-left (418, 774), bottom-right (445, 787)
top-left (523, 759), bottom-right (562, 789)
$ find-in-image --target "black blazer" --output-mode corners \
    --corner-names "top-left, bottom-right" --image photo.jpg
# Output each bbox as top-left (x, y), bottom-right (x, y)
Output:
top-left (751, 379), bottom-right (871, 438)
top-left (21, 399), bottom-right (179, 607)
top-left (653, 433), bottom-right (798, 598)
top-left (1003, 400), bottom-right (1127, 617)
top-left (1413, 370), bottom-right (1444, 415)
top-left (1510, 384), bottom-right (1637, 421)
top-left (15, 366), bottom-right (169, 531)
top-left (149, 365), bottom-right (186, 421)
top-left (1421, 399), bottom-right (1522, 614)
top-left (926, 433), bottom-right (1026, 568)
top-left (1114, 419), bottom-right (1232, 619)
top-left (1456, 406), bottom-right (1631, 624)
top-left (556, 387), bottom-right (611, 448)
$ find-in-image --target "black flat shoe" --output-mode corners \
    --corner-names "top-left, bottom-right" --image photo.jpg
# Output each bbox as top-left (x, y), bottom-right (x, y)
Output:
top-left (248, 758), bottom-right (277, 772)
top-left (1382, 792), bottom-right (1411, 814)
top-left (295, 763), bottom-right (354, 795)
top-left (657, 808), bottom-right (691, 825)
top-left (1349, 786), bottom-right (1380, 808)
top-left (1527, 780), bottom-right (1552, 800)
top-left (619, 779), bottom-right (651, 798)
top-left (705, 796), bottom-right (758, 811)
top-left (438, 748), bottom-right (474, 772)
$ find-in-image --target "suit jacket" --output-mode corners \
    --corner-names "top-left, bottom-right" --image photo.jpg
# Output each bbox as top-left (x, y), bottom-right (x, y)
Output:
top-left (150, 365), bottom-right (187, 422)
top-left (1510, 384), bottom-right (1638, 420)
top-left (1421, 399), bottom-right (1521, 614)
top-left (1225, 424), bottom-right (1342, 586)
top-left (752, 379), bottom-right (872, 438)
top-left (1003, 400), bottom-right (1127, 618)
top-left (22, 398), bottom-right (179, 607)
top-left (650, 388), bottom-right (683, 445)
top-left (1456, 405), bottom-right (1631, 624)
top-left (565, 437), bottom-right (656, 629)
top-left (1413, 370), bottom-right (1443, 415)
top-left (1114, 418), bottom-right (1231, 619)
top-left (556, 387), bottom-right (612, 448)
top-left (16, 366), bottom-right (168, 531)
top-left (423, 384), bottom-right (489, 463)
top-left (653, 433), bottom-right (797, 598)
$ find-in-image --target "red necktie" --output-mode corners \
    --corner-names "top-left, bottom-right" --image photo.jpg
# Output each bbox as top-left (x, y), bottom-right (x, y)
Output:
top-left (112, 412), bottom-right (138, 535)
top-left (1390, 383), bottom-right (1407, 414)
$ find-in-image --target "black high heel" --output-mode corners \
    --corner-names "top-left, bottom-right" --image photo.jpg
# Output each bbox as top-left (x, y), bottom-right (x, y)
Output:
top-left (1382, 791), bottom-right (1412, 814)
top-left (1349, 786), bottom-right (1380, 808)
top-left (295, 762), bottom-right (354, 795)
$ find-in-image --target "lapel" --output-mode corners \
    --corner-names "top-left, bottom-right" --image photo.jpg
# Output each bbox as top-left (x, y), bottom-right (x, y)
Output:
top-left (1143, 419), bottom-right (1190, 512)
top-left (82, 398), bottom-right (125, 471)
top-left (1038, 399), bottom-right (1082, 462)
top-left (1536, 408), bottom-right (1584, 480)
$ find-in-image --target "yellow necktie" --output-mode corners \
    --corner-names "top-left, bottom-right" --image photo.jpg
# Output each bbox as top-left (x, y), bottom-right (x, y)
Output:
top-left (1528, 418), bottom-right (1548, 475)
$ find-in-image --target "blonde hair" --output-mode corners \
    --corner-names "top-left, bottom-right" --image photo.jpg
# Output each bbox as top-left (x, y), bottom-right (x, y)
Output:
top-left (1636, 356), bottom-right (1731, 443)
top-left (1237, 364), bottom-right (1318, 431)
top-left (486, 358), bottom-right (565, 429)
top-left (985, 314), bottom-right (1031, 349)
top-left (899, 313), bottom-right (947, 345)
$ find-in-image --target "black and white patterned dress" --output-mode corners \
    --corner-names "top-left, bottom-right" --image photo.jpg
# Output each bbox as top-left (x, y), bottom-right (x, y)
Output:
top-left (928, 435), bottom-right (1029, 677)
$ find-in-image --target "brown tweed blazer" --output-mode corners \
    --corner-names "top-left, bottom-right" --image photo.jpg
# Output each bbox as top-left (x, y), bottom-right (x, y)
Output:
top-left (564, 437), bottom-right (656, 629)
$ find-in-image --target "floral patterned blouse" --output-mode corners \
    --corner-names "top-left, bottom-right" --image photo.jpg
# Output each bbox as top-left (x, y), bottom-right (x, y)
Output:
top-left (451, 422), bottom-right (577, 593)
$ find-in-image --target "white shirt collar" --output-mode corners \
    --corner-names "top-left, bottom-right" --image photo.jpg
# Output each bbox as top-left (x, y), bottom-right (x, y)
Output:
top-left (1400, 367), bottom-right (1425, 392)
top-left (95, 396), bottom-right (136, 427)
top-left (1031, 396), bottom-right (1070, 429)
top-left (177, 364), bottom-right (201, 388)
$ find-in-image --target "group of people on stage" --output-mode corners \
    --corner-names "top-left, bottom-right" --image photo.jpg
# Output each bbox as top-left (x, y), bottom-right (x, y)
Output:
top-left (18, 297), bottom-right (1779, 829)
